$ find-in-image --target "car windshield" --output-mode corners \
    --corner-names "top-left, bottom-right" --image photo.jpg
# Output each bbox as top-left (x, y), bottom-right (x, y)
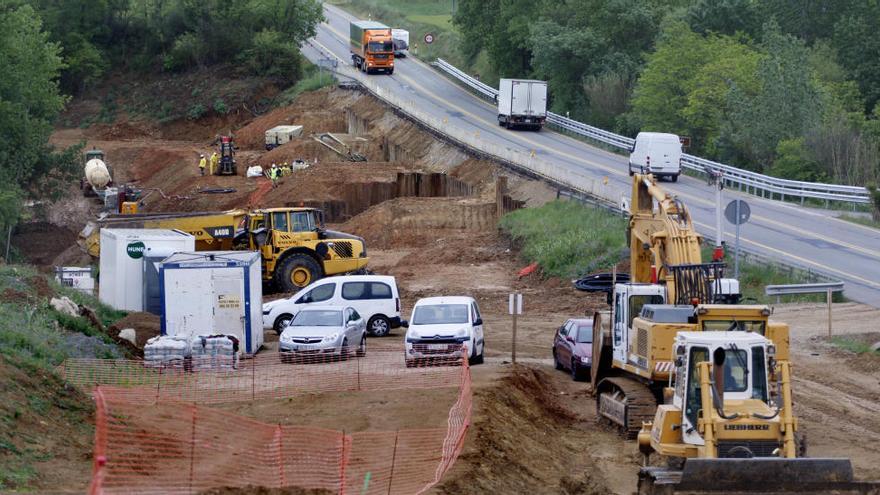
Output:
top-left (576, 326), bottom-right (592, 343)
top-left (412, 304), bottom-right (469, 325)
top-left (291, 310), bottom-right (341, 327)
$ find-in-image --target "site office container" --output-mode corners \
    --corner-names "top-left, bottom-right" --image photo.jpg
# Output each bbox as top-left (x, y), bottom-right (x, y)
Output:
top-left (265, 125), bottom-right (304, 150)
top-left (159, 251), bottom-right (263, 355)
top-left (497, 78), bottom-right (548, 130)
top-left (55, 266), bottom-right (96, 295)
top-left (98, 229), bottom-right (195, 311)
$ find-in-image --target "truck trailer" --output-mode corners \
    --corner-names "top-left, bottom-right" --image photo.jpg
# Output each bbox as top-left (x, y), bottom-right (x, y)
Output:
top-left (497, 78), bottom-right (547, 130)
top-left (350, 20), bottom-right (394, 74)
top-left (392, 29), bottom-right (409, 57)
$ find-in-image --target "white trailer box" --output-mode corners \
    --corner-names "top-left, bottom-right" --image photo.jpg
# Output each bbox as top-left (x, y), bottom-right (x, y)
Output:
top-left (392, 29), bottom-right (409, 57)
top-left (497, 78), bottom-right (548, 130)
top-left (55, 266), bottom-right (96, 295)
top-left (159, 251), bottom-right (263, 355)
top-left (265, 125), bottom-right (304, 150)
top-left (99, 229), bottom-right (195, 311)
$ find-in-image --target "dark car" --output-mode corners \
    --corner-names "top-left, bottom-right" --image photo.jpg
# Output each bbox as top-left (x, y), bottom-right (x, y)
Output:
top-left (552, 318), bottom-right (593, 381)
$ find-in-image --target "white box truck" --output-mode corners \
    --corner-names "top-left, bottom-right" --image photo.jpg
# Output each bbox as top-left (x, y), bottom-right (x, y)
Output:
top-left (497, 78), bottom-right (547, 130)
top-left (99, 229), bottom-right (195, 311)
top-left (392, 29), bottom-right (409, 57)
top-left (265, 125), bottom-right (304, 150)
top-left (159, 251), bottom-right (263, 355)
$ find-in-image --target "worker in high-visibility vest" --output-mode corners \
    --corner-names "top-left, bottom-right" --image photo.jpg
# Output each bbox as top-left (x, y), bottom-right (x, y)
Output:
top-left (198, 154), bottom-right (207, 176)
top-left (209, 152), bottom-right (219, 175)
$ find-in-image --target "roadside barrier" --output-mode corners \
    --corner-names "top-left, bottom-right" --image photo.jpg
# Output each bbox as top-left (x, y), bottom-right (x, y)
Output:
top-left (65, 344), bottom-right (472, 494)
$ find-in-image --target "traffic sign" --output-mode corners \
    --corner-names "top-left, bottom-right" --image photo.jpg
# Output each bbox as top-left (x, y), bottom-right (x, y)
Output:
top-left (424, 33), bottom-right (435, 44)
top-left (725, 199), bottom-right (750, 225)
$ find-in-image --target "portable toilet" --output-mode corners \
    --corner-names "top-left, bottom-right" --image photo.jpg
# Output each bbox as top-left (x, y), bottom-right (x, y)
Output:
top-left (99, 229), bottom-right (195, 311)
top-left (159, 251), bottom-right (263, 355)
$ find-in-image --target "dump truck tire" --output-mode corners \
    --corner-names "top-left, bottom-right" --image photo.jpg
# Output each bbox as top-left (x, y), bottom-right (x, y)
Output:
top-left (274, 254), bottom-right (322, 292)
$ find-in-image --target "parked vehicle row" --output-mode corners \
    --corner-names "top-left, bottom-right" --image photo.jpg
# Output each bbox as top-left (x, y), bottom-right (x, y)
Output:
top-left (265, 275), bottom-right (485, 366)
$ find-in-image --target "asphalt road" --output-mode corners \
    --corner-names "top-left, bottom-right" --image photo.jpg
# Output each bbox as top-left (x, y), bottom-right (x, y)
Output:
top-left (303, 4), bottom-right (880, 308)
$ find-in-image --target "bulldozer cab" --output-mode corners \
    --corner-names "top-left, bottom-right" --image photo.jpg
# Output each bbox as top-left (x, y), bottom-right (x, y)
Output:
top-left (673, 331), bottom-right (772, 448)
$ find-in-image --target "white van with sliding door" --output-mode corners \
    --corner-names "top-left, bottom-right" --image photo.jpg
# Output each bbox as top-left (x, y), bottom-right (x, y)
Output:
top-left (628, 132), bottom-right (682, 182)
top-left (262, 275), bottom-right (401, 336)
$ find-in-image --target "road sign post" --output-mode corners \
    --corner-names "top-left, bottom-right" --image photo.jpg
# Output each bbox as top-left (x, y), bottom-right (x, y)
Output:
top-left (508, 292), bottom-right (523, 364)
top-left (725, 199), bottom-right (751, 279)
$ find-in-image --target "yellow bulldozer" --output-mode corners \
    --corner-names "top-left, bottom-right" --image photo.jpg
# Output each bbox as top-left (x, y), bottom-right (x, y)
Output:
top-left (591, 173), bottom-right (870, 492)
top-left (79, 207), bottom-right (368, 292)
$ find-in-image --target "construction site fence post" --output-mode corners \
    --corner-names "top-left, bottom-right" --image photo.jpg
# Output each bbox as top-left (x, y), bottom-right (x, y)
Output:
top-left (827, 288), bottom-right (833, 336)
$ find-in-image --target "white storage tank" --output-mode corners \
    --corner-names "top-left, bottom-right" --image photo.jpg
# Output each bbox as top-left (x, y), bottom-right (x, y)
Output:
top-left (159, 251), bottom-right (263, 355)
top-left (99, 229), bottom-right (195, 311)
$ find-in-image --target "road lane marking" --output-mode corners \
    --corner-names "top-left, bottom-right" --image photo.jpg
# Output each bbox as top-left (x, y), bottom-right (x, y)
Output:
top-left (317, 14), bottom-right (880, 263)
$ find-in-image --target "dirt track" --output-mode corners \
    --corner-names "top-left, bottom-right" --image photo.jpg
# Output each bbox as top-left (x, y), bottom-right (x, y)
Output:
top-left (34, 86), bottom-right (880, 492)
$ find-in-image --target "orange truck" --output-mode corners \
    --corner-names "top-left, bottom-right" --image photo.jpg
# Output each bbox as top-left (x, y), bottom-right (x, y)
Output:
top-left (350, 20), bottom-right (394, 75)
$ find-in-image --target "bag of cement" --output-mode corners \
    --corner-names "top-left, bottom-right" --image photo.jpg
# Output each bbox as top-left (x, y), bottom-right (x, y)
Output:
top-left (191, 335), bottom-right (240, 370)
top-left (144, 335), bottom-right (191, 368)
top-left (246, 165), bottom-right (263, 178)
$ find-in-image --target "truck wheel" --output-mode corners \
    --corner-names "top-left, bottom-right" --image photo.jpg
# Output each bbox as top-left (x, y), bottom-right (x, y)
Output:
top-left (274, 254), bottom-right (322, 292)
top-left (671, 174), bottom-right (679, 183)
top-left (388, 68), bottom-right (394, 75)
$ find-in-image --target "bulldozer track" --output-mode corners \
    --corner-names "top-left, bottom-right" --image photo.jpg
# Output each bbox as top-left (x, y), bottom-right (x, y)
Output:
top-left (598, 376), bottom-right (658, 438)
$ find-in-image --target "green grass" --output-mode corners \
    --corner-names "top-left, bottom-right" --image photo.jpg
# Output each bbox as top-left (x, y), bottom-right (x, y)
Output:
top-left (275, 66), bottom-right (337, 107)
top-left (500, 200), bottom-right (627, 278)
top-left (829, 336), bottom-right (878, 354)
top-left (0, 264), bottom-right (127, 490)
top-left (838, 213), bottom-right (880, 230)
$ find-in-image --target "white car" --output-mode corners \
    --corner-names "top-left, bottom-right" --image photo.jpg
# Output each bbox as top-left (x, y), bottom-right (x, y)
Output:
top-left (278, 306), bottom-right (366, 362)
top-left (404, 296), bottom-right (485, 367)
top-left (262, 275), bottom-right (401, 336)
top-left (628, 132), bottom-right (682, 182)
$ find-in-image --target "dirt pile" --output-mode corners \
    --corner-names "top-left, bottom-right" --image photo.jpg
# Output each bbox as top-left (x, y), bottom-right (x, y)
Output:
top-left (0, 356), bottom-right (93, 492)
top-left (108, 312), bottom-right (162, 350)
top-left (234, 88), bottom-right (356, 149)
top-left (10, 222), bottom-right (78, 266)
top-left (433, 367), bottom-right (612, 495)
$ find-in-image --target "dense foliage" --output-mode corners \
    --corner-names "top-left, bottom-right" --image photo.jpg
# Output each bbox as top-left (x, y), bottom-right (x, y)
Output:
top-left (0, 0), bottom-right (324, 242)
top-left (454, 0), bottom-right (880, 187)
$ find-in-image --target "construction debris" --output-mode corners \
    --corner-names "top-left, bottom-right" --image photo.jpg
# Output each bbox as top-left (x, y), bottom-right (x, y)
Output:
top-left (312, 132), bottom-right (368, 161)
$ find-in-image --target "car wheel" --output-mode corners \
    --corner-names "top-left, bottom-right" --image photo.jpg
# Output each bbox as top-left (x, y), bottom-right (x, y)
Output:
top-left (340, 338), bottom-right (350, 361)
top-left (553, 349), bottom-right (563, 370)
top-left (273, 314), bottom-right (293, 335)
top-left (571, 359), bottom-right (587, 381)
top-left (473, 345), bottom-right (484, 365)
top-left (356, 336), bottom-right (366, 357)
top-left (368, 315), bottom-right (391, 337)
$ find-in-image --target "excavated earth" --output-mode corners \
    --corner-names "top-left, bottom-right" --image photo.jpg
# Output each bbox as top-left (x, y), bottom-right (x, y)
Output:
top-left (28, 85), bottom-right (880, 493)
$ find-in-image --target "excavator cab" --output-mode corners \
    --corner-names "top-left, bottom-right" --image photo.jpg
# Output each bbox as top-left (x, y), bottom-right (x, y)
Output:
top-left (637, 331), bottom-right (857, 494)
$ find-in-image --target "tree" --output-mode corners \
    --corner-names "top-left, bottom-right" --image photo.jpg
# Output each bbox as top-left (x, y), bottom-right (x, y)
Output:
top-left (687, 0), bottom-right (761, 37)
top-left (0, 2), bottom-right (73, 193)
top-left (832, 4), bottom-right (880, 114)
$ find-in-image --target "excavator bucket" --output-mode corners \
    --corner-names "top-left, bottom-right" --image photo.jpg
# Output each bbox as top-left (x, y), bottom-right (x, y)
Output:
top-left (639, 458), bottom-right (880, 494)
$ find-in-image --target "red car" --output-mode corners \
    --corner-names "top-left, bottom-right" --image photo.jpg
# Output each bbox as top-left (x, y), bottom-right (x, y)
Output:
top-left (552, 318), bottom-right (593, 381)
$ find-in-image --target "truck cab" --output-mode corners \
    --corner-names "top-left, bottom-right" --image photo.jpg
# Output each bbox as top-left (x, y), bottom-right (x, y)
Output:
top-left (350, 21), bottom-right (394, 74)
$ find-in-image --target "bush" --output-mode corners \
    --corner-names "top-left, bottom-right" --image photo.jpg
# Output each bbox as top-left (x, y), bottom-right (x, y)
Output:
top-left (240, 29), bottom-right (304, 84)
top-left (768, 138), bottom-right (826, 181)
top-left (186, 103), bottom-right (206, 120)
top-left (499, 200), bottom-right (627, 278)
top-left (164, 32), bottom-right (206, 72)
top-left (213, 98), bottom-right (229, 115)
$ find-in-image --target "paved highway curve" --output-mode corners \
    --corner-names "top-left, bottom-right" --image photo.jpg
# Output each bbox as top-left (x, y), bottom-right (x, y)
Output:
top-left (302, 3), bottom-right (880, 308)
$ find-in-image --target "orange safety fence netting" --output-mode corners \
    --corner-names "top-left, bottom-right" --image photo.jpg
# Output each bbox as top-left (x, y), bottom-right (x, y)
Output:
top-left (70, 344), bottom-right (472, 495)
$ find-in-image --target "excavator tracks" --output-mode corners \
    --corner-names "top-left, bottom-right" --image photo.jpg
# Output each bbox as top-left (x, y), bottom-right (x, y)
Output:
top-left (597, 376), bottom-right (658, 438)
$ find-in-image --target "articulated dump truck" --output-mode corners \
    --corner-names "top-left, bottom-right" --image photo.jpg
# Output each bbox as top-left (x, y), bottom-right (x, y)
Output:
top-left (591, 173), bottom-right (878, 493)
top-left (79, 207), bottom-right (368, 292)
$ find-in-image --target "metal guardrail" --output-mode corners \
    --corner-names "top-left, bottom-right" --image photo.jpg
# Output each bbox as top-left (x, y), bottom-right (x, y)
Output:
top-left (432, 59), bottom-right (871, 206)
top-left (765, 282), bottom-right (845, 296)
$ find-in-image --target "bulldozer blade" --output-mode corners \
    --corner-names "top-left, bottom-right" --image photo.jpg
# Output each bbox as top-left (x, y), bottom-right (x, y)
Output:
top-left (640, 458), bottom-right (880, 494)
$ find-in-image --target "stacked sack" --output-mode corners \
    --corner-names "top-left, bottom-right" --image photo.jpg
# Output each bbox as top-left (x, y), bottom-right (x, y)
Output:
top-left (144, 335), bottom-right (191, 369)
top-left (191, 335), bottom-right (240, 370)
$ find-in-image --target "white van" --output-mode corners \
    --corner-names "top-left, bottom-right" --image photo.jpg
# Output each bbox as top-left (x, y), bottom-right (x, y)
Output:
top-left (403, 296), bottom-right (484, 366)
top-left (628, 132), bottom-right (682, 182)
top-left (262, 275), bottom-right (401, 336)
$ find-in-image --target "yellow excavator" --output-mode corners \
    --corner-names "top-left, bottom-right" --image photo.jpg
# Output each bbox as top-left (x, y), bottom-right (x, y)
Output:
top-left (79, 207), bottom-right (369, 292)
top-left (592, 173), bottom-right (867, 492)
